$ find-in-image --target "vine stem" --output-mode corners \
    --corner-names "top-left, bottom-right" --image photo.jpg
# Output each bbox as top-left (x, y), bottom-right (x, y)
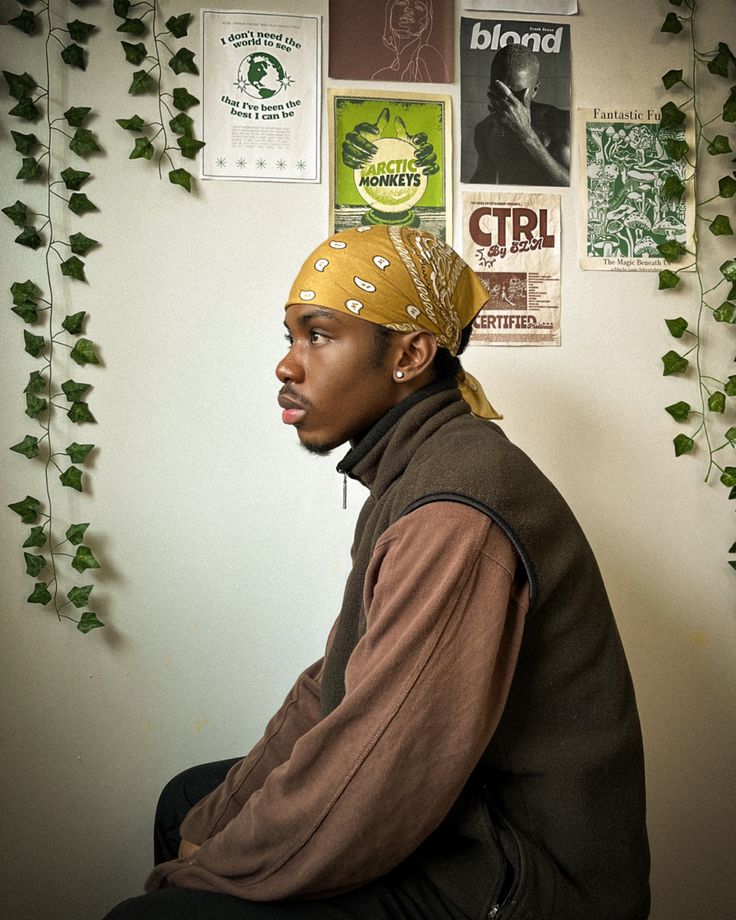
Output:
top-left (152, 1), bottom-right (171, 180)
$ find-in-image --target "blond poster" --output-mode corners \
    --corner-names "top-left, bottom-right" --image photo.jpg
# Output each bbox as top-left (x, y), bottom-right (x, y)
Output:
top-left (200, 10), bottom-right (320, 182)
top-left (578, 107), bottom-right (695, 271)
top-left (462, 191), bottom-right (561, 345)
top-left (329, 89), bottom-right (451, 239)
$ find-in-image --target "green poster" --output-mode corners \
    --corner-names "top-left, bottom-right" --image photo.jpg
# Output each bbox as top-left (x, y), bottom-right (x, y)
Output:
top-left (329, 89), bottom-right (451, 240)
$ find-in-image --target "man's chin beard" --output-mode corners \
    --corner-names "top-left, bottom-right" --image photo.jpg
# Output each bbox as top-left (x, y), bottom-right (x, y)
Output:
top-left (299, 439), bottom-right (336, 457)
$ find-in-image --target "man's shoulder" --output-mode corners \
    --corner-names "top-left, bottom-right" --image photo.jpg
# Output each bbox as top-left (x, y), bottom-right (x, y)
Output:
top-left (531, 102), bottom-right (569, 133)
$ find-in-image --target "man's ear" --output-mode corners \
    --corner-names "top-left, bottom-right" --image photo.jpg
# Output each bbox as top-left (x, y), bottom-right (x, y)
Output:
top-left (393, 331), bottom-right (437, 382)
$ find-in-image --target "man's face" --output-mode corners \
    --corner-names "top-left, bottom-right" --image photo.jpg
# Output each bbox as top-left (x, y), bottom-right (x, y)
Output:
top-left (489, 64), bottom-right (539, 107)
top-left (276, 304), bottom-right (400, 455)
top-left (390, 0), bottom-right (429, 38)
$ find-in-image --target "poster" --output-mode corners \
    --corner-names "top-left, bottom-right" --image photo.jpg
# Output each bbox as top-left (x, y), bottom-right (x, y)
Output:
top-left (328, 0), bottom-right (452, 83)
top-left (462, 191), bottom-right (561, 345)
top-left (460, 17), bottom-right (571, 186)
top-left (577, 108), bottom-right (695, 271)
top-left (200, 10), bottom-right (320, 182)
top-left (329, 89), bottom-right (452, 239)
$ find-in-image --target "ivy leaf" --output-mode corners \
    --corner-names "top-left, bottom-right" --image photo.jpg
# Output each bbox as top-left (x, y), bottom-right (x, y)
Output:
top-left (70, 232), bottom-right (98, 256)
top-left (77, 611), bottom-right (104, 634)
top-left (67, 401), bottom-right (95, 424)
top-left (24, 330), bottom-right (45, 357)
top-left (172, 87), bottom-right (199, 111)
top-left (661, 174), bottom-right (685, 199)
top-left (673, 433), bottom-right (694, 456)
top-left (169, 168), bottom-right (192, 192)
top-left (117, 18), bottom-right (146, 36)
top-left (129, 70), bottom-right (156, 95)
top-left (166, 13), bottom-right (191, 38)
top-left (64, 105), bottom-right (91, 127)
top-left (718, 175), bottom-right (736, 198)
top-left (709, 214), bottom-right (733, 236)
top-left (169, 48), bottom-right (198, 75)
top-left (720, 259), bottom-right (736, 282)
top-left (61, 43), bottom-right (86, 71)
top-left (68, 192), bottom-right (97, 215)
top-left (665, 401), bottom-right (691, 422)
top-left (24, 553), bottom-right (47, 577)
top-left (16, 226), bottom-right (42, 249)
top-left (10, 435), bottom-right (40, 459)
top-left (708, 391), bottom-right (726, 413)
top-left (725, 427), bottom-right (736, 445)
top-left (2, 200), bottom-right (29, 227)
top-left (69, 128), bottom-right (101, 157)
top-left (60, 256), bottom-right (86, 281)
top-left (662, 350), bottom-right (689, 375)
top-left (658, 269), bottom-right (680, 290)
top-left (60, 466), bottom-right (83, 492)
top-left (66, 442), bottom-right (94, 463)
top-left (662, 69), bottom-right (684, 89)
top-left (707, 42), bottom-right (734, 78)
top-left (725, 375), bottom-right (736, 397)
top-left (130, 136), bottom-right (155, 160)
top-left (707, 134), bottom-right (732, 155)
top-left (178, 136), bottom-right (205, 159)
top-left (13, 300), bottom-right (38, 323)
top-left (60, 167), bottom-right (90, 190)
top-left (663, 138), bottom-right (688, 161)
top-left (24, 370), bottom-right (46, 394)
top-left (72, 545), bottom-right (100, 573)
top-left (169, 112), bottom-right (193, 136)
top-left (66, 523), bottom-right (89, 546)
top-left (661, 12), bottom-right (683, 33)
top-left (116, 115), bottom-right (146, 133)
top-left (61, 379), bottom-right (91, 401)
top-left (113, 0), bottom-right (130, 17)
top-left (720, 467), bottom-right (736, 488)
top-left (713, 301), bottom-right (736, 323)
top-left (23, 526), bottom-right (47, 548)
top-left (67, 20), bottom-right (96, 42)
top-left (16, 157), bottom-right (43, 181)
top-left (723, 88), bottom-right (736, 123)
top-left (9, 9), bottom-right (37, 35)
top-left (27, 583), bottom-right (52, 606)
top-left (8, 495), bottom-right (41, 523)
top-left (11, 131), bottom-right (38, 154)
top-left (3, 70), bottom-right (37, 99)
top-left (658, 239), bottom-right (686, 261)
top-left (70, 338), bottom-right (99, 366)
top-left (659, 101), bottom-right (686, 129)
top-left (121, 41), bottom-right (148, 65)
top-left (9, 96), bottom-right (40, 121)
top-left (25, 392), bottom-right (47, 418)
top-left (68, 584), bottom-right (93, 607)
top-left (665, 316), bottom-right (688, 337)
top-left (62, 311), bottom-right (87, 335)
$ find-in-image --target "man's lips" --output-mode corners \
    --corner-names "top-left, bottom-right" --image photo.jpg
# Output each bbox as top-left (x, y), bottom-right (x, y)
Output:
top-left (278, 391), bottom-right (308, 426)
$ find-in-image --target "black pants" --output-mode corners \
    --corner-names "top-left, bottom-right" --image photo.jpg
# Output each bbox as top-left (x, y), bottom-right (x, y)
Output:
top-left (103, 759), bottom-right (468, 920)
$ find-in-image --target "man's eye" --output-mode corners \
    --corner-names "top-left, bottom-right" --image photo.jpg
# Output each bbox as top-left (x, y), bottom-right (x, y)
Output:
top-left (283, 332), bottom-right (294, 346)
top-left (310, 330), bottom-right (326, 343)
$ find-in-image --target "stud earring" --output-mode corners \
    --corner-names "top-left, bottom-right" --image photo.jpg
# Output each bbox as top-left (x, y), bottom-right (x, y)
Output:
top-left (394, 370), bottom-right (405, 380)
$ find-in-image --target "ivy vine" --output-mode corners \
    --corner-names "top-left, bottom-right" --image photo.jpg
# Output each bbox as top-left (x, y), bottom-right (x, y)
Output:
top-left (655, 0), bottom-right (736, 568)
top-left (3, 0), bottom-right (104, 633)
top-left (112, 0), bottom-right (204, 191)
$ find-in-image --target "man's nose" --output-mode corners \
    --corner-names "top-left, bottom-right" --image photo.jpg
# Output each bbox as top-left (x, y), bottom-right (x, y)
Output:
top-left (275, 348), bottom-right (303, 384)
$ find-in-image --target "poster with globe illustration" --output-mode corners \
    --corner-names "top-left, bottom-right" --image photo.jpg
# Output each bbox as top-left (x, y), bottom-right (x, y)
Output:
top-left (577, 108), bottom-right (695, 271)
top-left (329, 89), bottom-right (451, 239)
top-left (200, 10), bottom-right (320, 182)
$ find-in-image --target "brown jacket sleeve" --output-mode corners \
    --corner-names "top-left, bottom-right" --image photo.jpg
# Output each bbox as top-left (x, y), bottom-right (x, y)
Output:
top-left (146, 502), bottom-right (528, 900)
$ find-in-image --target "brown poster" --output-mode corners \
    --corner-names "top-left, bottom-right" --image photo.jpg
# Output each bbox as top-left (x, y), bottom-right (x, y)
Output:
top-left (328, 0), bottom-right (453, 83)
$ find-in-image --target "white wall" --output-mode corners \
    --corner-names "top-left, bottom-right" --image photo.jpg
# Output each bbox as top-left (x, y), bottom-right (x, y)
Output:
top-left (0, 2), bottom-right (733, 918)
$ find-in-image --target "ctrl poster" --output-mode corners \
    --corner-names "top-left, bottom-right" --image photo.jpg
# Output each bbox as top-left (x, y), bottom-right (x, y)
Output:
top-left (200, 9), bottom-right (321, 182)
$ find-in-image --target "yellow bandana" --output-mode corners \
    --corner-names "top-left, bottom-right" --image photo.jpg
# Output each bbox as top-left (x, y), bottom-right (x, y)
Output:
top-left (286, 225), bottom-right (501, 419)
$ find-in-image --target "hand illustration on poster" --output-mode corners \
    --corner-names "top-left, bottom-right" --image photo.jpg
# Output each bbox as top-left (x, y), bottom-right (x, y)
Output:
top-left (330, 90), bottom-right (451, 239)
top-left (460, 18), bottom-right (571, 186)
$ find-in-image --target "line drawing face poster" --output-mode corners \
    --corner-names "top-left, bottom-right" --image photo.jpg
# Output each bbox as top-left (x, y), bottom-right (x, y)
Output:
top-left (460, 17), bottom-right (571, 186)
top-left (577, 108), bottom-right (694, 271)
top-left (200, 10), bottom-right (321, 182)
top-left (329, 89), bottom-right (452, 239)
top-left (328, 0), bottom-right (452, 83)
top-left (462, 191), bottom-right (561, 345)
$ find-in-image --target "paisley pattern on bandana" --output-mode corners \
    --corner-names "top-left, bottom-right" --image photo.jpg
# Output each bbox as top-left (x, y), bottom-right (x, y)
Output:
top-left (286, 225), bottom-right (501, 419)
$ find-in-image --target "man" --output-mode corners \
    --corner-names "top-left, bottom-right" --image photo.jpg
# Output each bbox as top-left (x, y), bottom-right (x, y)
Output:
top-left (470, 43), bottom-right (570, 186)
top-left (105, 227), bottom-right (649, 919)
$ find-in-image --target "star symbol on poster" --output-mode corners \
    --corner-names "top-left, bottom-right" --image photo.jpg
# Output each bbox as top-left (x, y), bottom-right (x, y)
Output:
top-left (296, 160), bottom-right (306, 172)
top-left (236, 158), bottom-right (247, 169)
top-left (276, 159), bottom-right (287, 170)
top-left (216, 157), bottom-right (227, 168)
top-left (256, 158), bottom-right (267, 169)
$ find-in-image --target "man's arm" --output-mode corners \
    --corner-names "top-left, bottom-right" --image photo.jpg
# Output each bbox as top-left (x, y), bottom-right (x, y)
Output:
top-left (146, 502), bottom-right (528, 900)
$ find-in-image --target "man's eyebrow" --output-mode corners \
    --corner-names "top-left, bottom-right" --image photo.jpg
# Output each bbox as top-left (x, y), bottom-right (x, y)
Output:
top-left (284, 308), bottom-right (341, 330)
